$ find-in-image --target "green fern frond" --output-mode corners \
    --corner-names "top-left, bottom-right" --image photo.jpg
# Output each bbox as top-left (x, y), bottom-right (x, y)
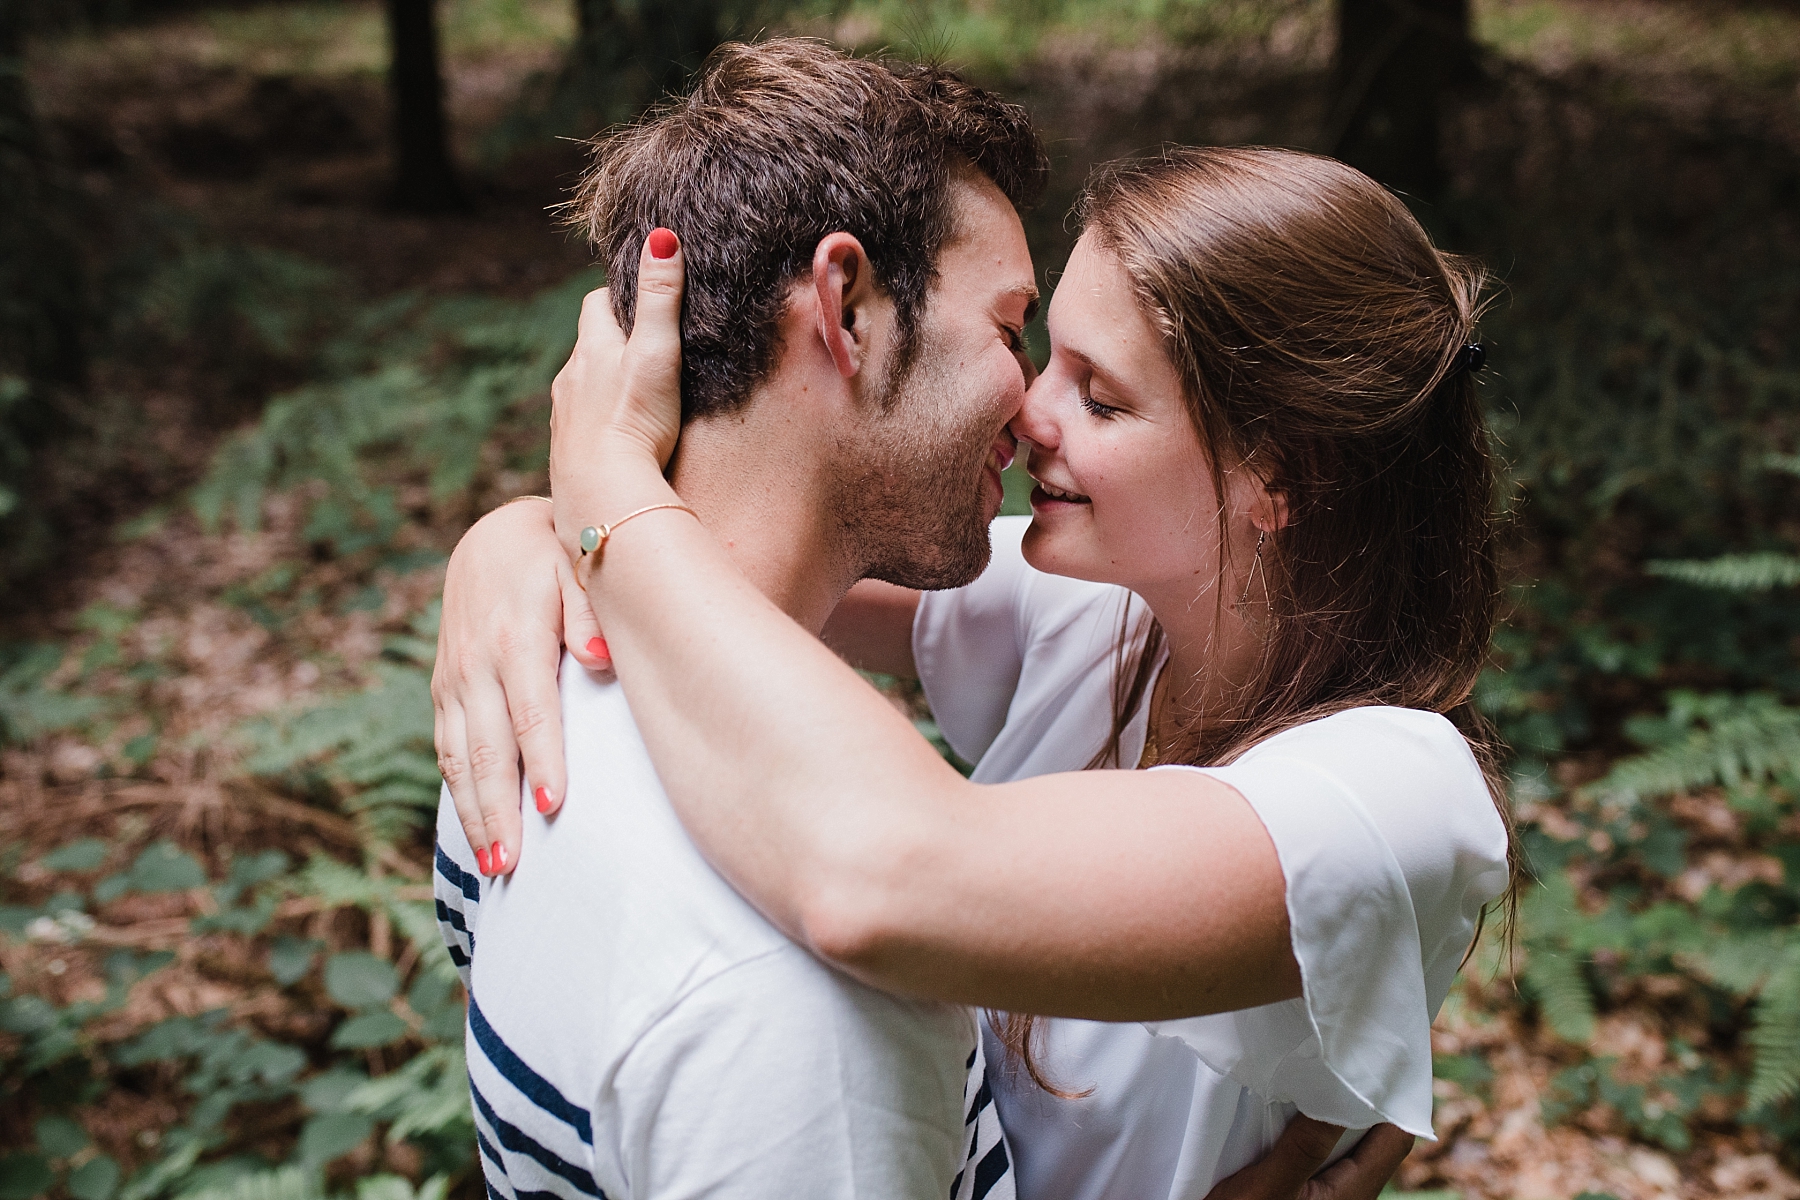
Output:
top-left (178, 1167), bottom-right (328, 1200)
top-left (1684, 929), bottom-right (1794, 995)
top-left (1646, 552), bottom-right (1800, 591)
top-left (346, 1045), bottom-right (471, 1143)
top-left (1591, 692), bottom-right (1800, 804)
top-left (1525, 947), bottom-right (1598, 1044)
top-left (240, 661), bottom-right (439, 837)
top-left (1748, 949), bottom-right (1800, 1110)
top-left (355, 1176), bottom-right (449, 1200)
top-left (190, 272), bottom-right (593, 549)
top-left (384, 899), bottom-right (456, 985)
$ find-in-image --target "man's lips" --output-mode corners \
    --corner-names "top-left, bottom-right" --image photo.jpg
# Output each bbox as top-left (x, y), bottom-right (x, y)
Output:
top-left (982, 435), bottom-right (1017, 505)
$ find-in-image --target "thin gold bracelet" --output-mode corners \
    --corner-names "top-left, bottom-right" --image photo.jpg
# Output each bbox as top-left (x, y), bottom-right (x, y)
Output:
top-left (497, 494), bottom-right (552, 510)
top-left (574, 503), bottom-right (698, 592)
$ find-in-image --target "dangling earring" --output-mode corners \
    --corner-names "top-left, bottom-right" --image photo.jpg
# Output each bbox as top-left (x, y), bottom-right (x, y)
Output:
top-left (1238, 529), bottom-right (1267, 607)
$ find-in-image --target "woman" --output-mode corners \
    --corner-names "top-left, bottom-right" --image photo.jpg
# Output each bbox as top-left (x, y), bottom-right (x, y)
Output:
top-left (435, 147), bottom-right (1515, 1199)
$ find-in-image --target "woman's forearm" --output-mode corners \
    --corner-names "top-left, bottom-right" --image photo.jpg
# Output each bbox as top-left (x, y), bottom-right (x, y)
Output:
top-left (569, 451), bottom-right (957, 937)
top-left (566, 446), bottom-right (1299, 1021)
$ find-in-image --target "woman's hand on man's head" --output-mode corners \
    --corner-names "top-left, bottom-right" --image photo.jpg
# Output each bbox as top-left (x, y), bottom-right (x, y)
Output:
top-left (548, 230), bottom-right (688, 560)
top-left (433, 228), bottom-right (689, 877)
top-left (432, 497), bottom-right (607, 876)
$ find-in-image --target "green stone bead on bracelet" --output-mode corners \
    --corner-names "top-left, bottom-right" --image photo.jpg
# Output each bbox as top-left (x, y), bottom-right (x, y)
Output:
top-left (579, 526), bottom-right (603, 554)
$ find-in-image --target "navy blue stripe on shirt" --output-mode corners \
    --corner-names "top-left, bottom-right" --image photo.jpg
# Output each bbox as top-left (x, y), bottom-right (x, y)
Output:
top-left (437, 898), bottom-right (471, 935)
top-left (468, 995), bottom-right (595, 1145)
top-left (436, 842), bottom-right (482, 902)
top-left (485, 1179), bottom-right (507, 1200)
top-left (477, 1125), bottom-right (504, 1173)
top-left (965, 1074), bottom-right (992, 1125)
top-left (972, 1140), bottom-right (1010, 1200)
top-left (469, 1078), bottom-right (603, 1198)
top-left (449, 944), bottom-right (470, 968)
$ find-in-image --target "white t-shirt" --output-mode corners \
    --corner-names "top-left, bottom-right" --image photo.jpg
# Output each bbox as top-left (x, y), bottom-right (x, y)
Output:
top-left (433, 660), bottom-right (1007, 1200)
top-left (914, 517), bottom-right (1511, 1200)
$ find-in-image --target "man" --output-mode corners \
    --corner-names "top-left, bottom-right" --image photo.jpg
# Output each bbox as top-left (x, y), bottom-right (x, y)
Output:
top-left (433, 38), bottom-right (1042, 1199)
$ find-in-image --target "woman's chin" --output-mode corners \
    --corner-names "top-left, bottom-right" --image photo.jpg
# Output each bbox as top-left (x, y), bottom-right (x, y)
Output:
top-left (1021, 519), bottom-right (1104, 584)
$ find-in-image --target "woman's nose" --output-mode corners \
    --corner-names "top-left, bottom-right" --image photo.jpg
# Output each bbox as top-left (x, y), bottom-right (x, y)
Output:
top-left (1009, 374), bottom-right (1059, 451)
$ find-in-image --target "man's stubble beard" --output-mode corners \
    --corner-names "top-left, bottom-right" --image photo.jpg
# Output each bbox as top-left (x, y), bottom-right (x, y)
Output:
top-left (829, 330), bottom-right (996, 592)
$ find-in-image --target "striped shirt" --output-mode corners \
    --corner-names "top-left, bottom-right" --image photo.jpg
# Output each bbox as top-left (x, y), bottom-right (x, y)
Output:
top-left (435, 656), bottom-right (1014, 1199)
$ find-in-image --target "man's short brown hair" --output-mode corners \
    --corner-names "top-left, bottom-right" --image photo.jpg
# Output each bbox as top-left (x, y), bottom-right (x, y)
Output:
top-left (568, 38), bottom-right (1047, 421)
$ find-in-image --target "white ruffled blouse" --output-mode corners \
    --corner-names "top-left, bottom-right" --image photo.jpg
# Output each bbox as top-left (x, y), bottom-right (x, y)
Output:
top-left (913, 517), bottom-right (1510, 1200)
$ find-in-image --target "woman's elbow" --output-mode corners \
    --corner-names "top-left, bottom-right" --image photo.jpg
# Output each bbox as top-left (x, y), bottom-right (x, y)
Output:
top-left (795, 883), bottom-right (893, 971)
top-left (790, 818), bottom-right (925, 973)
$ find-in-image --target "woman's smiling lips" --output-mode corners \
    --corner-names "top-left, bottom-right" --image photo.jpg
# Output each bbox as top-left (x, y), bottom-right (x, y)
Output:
top-left (1030, 477), bottom-right (1091, 509)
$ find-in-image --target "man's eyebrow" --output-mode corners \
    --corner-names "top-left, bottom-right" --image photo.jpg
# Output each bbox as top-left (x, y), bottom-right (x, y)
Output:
top-left (1002, 284), bottom-right (1040, 324)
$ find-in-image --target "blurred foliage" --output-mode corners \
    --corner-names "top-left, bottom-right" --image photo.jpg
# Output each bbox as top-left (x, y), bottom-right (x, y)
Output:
top-left (1452, 38), bottom-right (1800, 1154)
top-left (0, 173), bottom-right (593, 1192)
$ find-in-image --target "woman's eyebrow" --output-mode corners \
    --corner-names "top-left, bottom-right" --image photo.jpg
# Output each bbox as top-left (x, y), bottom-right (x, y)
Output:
top-left (1062, 345), bottom-right (1128, 393)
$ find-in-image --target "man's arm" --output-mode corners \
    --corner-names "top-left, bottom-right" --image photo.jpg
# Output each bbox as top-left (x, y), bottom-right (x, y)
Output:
top-left (1206, 1117), bottom-right (1415, 1200)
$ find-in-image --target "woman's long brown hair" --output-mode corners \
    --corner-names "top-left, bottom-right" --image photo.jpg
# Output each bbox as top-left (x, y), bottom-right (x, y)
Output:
top-left (992, 146), bottom-right (1522, 1095)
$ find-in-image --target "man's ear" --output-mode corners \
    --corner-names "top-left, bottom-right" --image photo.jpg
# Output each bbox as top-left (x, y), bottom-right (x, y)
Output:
top-left (812, 233), bottom-right (877, 379)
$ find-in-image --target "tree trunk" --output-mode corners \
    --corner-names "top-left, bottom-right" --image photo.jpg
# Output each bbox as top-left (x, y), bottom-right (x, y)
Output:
top-left (1328, 0), bottom-right (1474, 199)
top-left (0, 3), bottom-right (84, 389)
top-left (385, 0), bottom-right (468, 213)
top-left (571, 0), bottom-right (725, 120)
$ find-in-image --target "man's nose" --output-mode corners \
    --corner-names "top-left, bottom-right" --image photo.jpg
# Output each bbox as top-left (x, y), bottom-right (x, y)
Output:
top-left (1016, 351), bottom-right (1040, 389)
top-left (1009, 376), bottom-right (1058, 451)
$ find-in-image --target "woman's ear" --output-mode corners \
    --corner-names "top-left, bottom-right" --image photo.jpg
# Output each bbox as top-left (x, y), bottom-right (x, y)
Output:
top-left (813, 233), bottom-right (876, 379)
top-left (1262, 487), bottom-right (1291, 533)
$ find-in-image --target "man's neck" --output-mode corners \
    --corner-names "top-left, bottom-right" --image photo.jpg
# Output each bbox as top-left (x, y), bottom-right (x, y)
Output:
top-left (666, 412), bottom-right (857, 636)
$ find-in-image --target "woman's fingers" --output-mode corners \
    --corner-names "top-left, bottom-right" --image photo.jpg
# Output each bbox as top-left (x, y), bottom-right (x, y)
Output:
top-left (615, 229), bottom-right (686, 465)
top-left (561, 557), bottom-right (612, 672)
top-left (463, 678), bottom-right (525, 875)
top-left (502, 630), bottom-right (569, 819)
top-left (434, 498), bottom-right (574, 874)
top-left (435, 699), bottom-right (496, 876)
top-left (576, 285), bottom-right (626, 355)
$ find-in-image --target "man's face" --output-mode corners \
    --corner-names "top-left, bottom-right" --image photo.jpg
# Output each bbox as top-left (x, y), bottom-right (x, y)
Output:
top-left (836, 177), bottom-right (1039, 590)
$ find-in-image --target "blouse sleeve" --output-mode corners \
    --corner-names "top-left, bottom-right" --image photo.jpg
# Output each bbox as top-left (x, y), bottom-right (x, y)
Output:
top-left (912, 516), bottom-right (1034, 765)
top-left (1142, 709), bottom-right (1510, 1139)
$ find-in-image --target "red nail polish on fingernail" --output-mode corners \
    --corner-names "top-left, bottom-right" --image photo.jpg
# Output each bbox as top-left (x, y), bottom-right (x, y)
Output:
top-left (492, 842), bottom-right (508, 872)
top-left (535, 786), bottom-right (553, 814)
top-left (475, 846), bottom-right (491, 875)
top-left (587, 636), bottom-right (609, 660)
top-left (648, 227), bottom-right (679, 259)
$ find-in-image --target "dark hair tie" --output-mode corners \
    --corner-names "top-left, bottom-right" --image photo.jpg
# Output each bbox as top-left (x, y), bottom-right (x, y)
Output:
top-left (1454, 342), bottom-right (1487, 375)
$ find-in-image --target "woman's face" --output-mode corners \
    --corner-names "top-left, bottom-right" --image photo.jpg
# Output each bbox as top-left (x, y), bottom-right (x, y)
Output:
top-left (1012, 233), bottom-right (1250, 599)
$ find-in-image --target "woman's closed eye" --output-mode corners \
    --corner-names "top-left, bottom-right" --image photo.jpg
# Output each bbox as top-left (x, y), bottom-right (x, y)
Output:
top-left (1081, 390), bottom-right (1124, 420)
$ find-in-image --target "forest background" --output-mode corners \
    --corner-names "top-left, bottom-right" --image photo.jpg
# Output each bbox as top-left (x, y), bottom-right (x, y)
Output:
top-left (1, 0), bottom-right (1797, 1197)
